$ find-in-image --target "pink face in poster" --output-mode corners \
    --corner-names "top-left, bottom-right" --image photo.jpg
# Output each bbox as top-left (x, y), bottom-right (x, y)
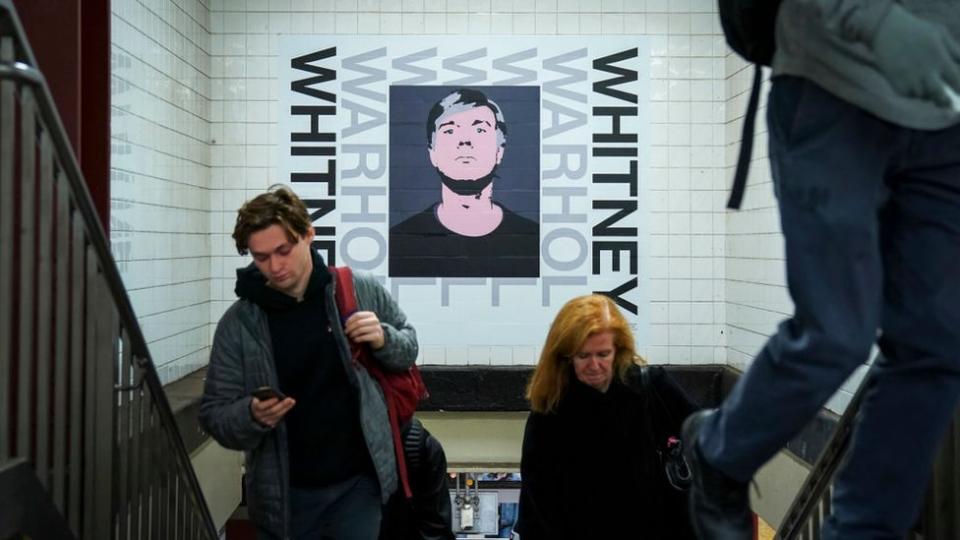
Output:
top-left (388, 86), bottom-right (540, 279)
top-left (428, 106), bottom-right (504, 181)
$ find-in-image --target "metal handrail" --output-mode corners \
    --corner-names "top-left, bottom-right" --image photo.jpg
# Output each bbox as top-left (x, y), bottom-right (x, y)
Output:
top-left (0, 1), bottom-right (218, 538)
top-left (777, 368), bottom-right (960, 540)
top-left (0, 17), bottom-right (153, 375)
top-left (775, 371), bottom-right (871, 540)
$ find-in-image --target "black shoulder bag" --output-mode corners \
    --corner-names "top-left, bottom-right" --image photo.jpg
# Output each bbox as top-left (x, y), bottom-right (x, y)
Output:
top-left (639, 367), bottom-right (693, 492)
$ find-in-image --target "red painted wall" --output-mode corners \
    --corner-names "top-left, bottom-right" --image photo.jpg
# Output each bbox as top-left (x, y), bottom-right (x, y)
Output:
top-left (13, 0), bottom-right (111, 233)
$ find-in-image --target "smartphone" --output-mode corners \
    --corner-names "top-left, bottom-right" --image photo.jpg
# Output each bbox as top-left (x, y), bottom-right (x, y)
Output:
top-left (251, 386), bottom-right (285, 401)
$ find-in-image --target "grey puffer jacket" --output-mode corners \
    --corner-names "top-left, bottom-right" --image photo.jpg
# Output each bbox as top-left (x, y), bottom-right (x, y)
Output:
top-left (199, 264), bottom-right (418, 539)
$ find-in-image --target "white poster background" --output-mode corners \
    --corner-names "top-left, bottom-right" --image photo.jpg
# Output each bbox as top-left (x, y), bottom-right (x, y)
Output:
top-left (278, 36), bottom-right (650, 350)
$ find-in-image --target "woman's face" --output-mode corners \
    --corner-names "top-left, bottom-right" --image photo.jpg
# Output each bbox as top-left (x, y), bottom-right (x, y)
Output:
top-left (572, 331), bottom-right (616, 392)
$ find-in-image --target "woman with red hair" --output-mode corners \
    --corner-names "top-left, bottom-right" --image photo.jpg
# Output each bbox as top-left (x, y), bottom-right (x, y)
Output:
top-left (515, 294), bottom-right (697, 539)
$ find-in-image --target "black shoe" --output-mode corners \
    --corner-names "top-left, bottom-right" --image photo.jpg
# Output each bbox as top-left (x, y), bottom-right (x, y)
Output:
top-left (682, 410), bottom-right (753, 540)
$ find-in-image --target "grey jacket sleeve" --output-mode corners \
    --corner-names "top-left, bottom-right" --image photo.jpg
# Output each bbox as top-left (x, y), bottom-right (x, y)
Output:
top-left (805, 0), bottom-right (894, 44)
top-left (354, 272), bottom-right (418, 372)
top-left (199, 312), bottom-right (272, 451)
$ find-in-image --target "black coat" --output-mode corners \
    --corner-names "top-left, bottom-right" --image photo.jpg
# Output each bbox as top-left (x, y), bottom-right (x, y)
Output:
top-left (515, 365), bottom-right (697, 540)
top-left (379, 418), bottom-right (455, 540)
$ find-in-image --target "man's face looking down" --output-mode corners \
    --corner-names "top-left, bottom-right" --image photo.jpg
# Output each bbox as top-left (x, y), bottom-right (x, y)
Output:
top-left (429, 105), bottom-right (504, 182)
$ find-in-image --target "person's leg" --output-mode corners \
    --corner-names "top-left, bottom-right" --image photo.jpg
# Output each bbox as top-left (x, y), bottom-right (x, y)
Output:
top-left (377, 489), bottom-right (405, 540)
top-left (290, 475), bottom-right (381, 540)
top-left (320, 474), bottom-right (382, 540)
top-left (697, 75), bottom-right (900, 481)
top-left (289, 484), bottom-right (337, 540)
top-left (683, 75), bottom-right (903, 539)
top-left (821, 123), bottom-right (960, 540)
top-left (256, 526), bottom-right (283, 540)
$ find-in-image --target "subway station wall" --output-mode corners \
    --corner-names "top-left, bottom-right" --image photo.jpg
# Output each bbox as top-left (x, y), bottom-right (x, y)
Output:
top-left (110, 0), bottom-right (214, 384)
top-left (106, 0), bottom-right (871, 410)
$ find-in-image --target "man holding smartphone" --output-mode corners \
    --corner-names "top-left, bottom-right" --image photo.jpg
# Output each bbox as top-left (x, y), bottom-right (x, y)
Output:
top-left (199, 186), bottom-right (419, 540)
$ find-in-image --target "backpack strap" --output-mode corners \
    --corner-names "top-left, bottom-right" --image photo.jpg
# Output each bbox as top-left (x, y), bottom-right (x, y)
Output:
top-left (329, 265), bottom-right (415, 499)
top-left (403, 417), bottom-right (424, 474)
top-left (638, 365), bottom-right (681, 427)
top-left (727, 64), bottom-right (763, 210)
top-left (640, 364), bottom-right (651, 394)
top-left (329, 265), bottom-right (358, 322)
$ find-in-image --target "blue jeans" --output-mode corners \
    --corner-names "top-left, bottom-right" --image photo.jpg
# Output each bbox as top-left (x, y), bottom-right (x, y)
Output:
top-left (258, 474), bottom-right (381, 540)
top-left (699, 76), bottom-right (960, 539)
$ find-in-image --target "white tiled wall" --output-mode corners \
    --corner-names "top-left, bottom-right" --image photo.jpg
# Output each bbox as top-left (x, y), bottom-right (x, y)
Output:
top-left (110, 0), bottom-right (214, 384)
top-left (204, 0), bottom-right (732, 368)
top-left (721, 59), bottom-right (783, 373)
top-left (113, 1), bottom-right (873, 407)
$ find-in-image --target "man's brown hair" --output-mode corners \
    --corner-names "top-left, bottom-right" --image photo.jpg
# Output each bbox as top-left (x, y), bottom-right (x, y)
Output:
top-left (232, 186), bottom-right (312, 255)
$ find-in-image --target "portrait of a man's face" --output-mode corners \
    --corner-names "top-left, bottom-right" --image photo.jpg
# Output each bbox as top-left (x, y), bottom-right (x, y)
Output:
top-left (389, 85), bottom-right (540, 279)
top-left (429, 104), bottom-right (504, 181)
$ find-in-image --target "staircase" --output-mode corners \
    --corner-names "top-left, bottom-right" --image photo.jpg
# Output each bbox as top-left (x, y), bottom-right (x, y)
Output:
top-left (776, 366), bottom-right (960, 540)
top-left (0, 1), bottom-right (217, 537)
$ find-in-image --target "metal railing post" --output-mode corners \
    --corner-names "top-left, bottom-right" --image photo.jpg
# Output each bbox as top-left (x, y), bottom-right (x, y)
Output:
top-left (0, 2), bottom-right (218, 538)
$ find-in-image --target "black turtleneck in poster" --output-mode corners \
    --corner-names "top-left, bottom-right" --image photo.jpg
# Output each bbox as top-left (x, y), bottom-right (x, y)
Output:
top-left (235, 254), bottom-right (372, 487)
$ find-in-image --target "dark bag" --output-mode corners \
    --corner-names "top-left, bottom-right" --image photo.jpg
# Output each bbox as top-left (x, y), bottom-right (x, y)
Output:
top-left (330, 265), bottom-right (429, 499)
top-left (718, 0), bottom-right (781, 65)
top-left (717, 0), bottom-right (783, 209)
top-left (639, 367), bottom-right (692, 491)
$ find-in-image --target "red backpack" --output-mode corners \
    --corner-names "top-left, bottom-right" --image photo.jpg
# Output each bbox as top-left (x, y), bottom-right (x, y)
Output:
top-left (329, 266), bottom-right (428, 499)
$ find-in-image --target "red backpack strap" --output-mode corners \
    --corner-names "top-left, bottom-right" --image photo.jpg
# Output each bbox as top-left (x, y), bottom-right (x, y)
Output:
top-left (329, 265), bottom-right (414, 499)
top-left (330, 265), bottom-right (358, 322)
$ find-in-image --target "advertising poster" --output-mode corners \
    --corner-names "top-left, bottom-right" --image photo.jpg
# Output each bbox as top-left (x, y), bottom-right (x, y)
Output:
top-left (278, 36), bottom-right (650, 349)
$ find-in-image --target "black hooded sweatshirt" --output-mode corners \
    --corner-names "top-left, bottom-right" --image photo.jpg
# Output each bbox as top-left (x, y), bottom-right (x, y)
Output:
top-left (235, 252), bottom-right (372, 487)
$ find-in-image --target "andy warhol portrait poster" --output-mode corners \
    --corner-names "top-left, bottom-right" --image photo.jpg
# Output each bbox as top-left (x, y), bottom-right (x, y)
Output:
top-left (278, 36), bottom-right (649, 350)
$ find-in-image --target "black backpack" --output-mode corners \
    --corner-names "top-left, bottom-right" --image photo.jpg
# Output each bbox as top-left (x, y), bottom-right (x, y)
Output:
top-left (717, 0), bottom-right (783, 209)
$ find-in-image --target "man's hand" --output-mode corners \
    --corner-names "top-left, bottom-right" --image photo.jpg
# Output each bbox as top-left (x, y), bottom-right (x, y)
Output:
top-left (250, 396), bottom-right (296, 429)
top-left (873, 4), bottom-right (960, 108)
top-left (344, 311), bottom-right (386, 350)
